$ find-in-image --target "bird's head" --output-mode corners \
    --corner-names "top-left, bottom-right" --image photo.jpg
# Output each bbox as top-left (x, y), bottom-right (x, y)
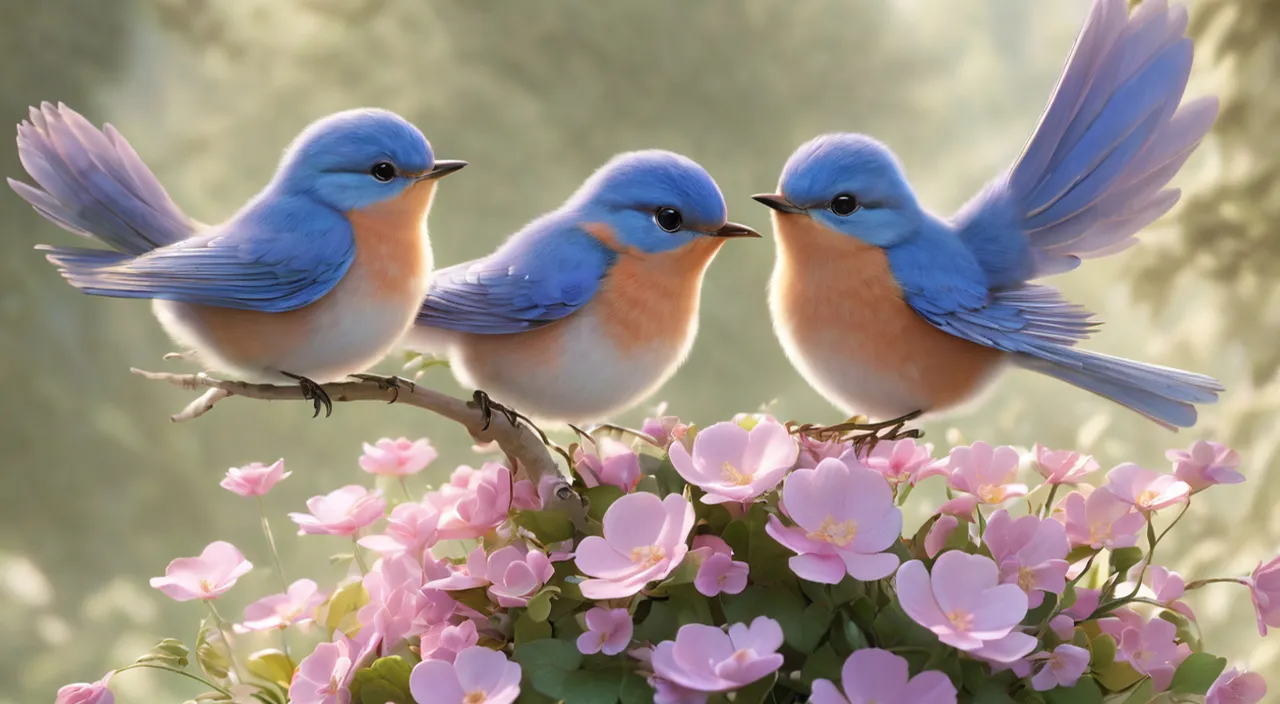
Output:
top-left (274, 108), bottom-right (466, 212)
top-left (755, 133), bottom-right (921, 248)
top-left (566, 150), bottom-right (759, 255)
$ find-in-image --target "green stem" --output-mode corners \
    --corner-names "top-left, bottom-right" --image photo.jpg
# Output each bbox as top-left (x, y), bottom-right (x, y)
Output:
top-left (398, 476), bottom-right (413, 502)
top-left (352, 536), bottom-right (370, 575)
top-left (111, 662), bottom-right (232, 696)
top-left (895, 483), bottom-right (914, 507)
top-left (257, 497), bottom-right (289, 594)
top-left (1186, 576), bottom-right (1249, 590)
top-left (205, 601), bottom-right (246, 683)
top-left (976, 507), bottom-right (987, 538)
top-left (1041, 484), bottom-right (1061, 519)
top-left (1125, 502), bottom-right (1191, 600)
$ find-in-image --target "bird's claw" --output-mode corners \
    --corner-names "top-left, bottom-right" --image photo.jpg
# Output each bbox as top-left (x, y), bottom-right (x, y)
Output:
top-left (787, 410), bottom-right (923, 454)
top-left (281, 372), bottom-right (333, 418)
top-left (469, 390), bottom-right (554, 446)
top-left (348, 373), bottom-right (414, 403)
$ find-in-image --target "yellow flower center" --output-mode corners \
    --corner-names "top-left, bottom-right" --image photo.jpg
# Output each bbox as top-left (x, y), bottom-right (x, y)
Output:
top-left (629, 545), bottom-right (666, 568)
top-left (1087, 522), bottom-right (1112, 545)
top-left (464, 692), bottom-right (488, 704)
top-left (807, 515), bottom-right (858, 547)
top-left (721, 461), bottom-right (754, 486)
top-left (199, 579), bottom-right (214, 594)
top-left (1017, 567), bottom-right (1036, 592)
top-left (977, 485), bottom-right (1007, 503)
top-left (946, 610), bottom-right (973, 631)
top-left (1136, 490), bottom-right (1159, 509)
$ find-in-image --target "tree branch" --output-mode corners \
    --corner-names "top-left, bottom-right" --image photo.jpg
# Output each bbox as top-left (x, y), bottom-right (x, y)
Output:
top-left (130, 369), bottom-right (581, 515)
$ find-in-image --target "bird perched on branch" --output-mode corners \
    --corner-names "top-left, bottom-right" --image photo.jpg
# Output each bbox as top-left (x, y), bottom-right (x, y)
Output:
top-left (10, 104), bottom-right (465, 416)
top-left (756, 0), bottom-right (1222, 430)
top-left (405, 150), bottom-right (759, 425)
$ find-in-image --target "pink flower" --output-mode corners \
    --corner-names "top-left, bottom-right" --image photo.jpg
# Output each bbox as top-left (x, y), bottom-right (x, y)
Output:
top-left (149, 541), bottom-right (252, 602)
top-left (895, 552), bottom-right (1036, 663)
top-left (938, 495), bottom-right (980, 522)
top-left (575, 493), bottom-right (694, 599)
top-left (419, 620), bottom-right (479, 663)
top-left (650, 677), bottom-right (707, 704)
top-left (238, 578), bottom-right (324, 631)
top-left (651, 617), bottom-right (784, 693)
top-left (695, 553), bottom-right (748, 597)
top-left (810, 648), bottom-right (956, 704)
top-left (426, 463), bottom-right (512, 540)
top-left (925, 515), bottom-right (960, 558)
top-left (669, 419), bottom-right (798, 505)
top-left (860, 438), bottom-right (937, 486)
top-left (1028, 644), bottom-right (1090, 691)
top-left (359, 437), bottom-right (437, 477)
top-left (1207, 668), bottom-right (1267, 704)
top-left (795, 434), bottom-right (851, 469)
top-left (1063, 587), bottom-right (1101, 621)
top-left (290, 486), bottom-right (386, 537)
top-left (1101, 463), bottom-right (1189, 512)
top-left (1049, 615), bottom-right (1076, 641)
top-left (486, 546), bottom-right (554, 607)
top-left (1126, 564), bottom-right (1196, 621)
top-left (56, 675), bottom-right (113, 704)
top-left (984, 510), bottom-right (1069, 608)
top-left (511, 479), bottom-right (541, 511)
top-left (357, 501), bottom-right (440, 556)
top-left (1248, 554), bottom-right (1280, 636)
top-left (766, 457), bottom-right (902, 584)
top-left (1112, 614), bottom-right (1189, 691)
top-left (1059, 490), bottom-right (1145, 549)
top-left (1033, 445), bottom-right (1098, 485)
top-left (289, 635), bottom-right (379, 704)
top-left (1169, 440), bottom-right (1244, 492)
top-left (574, 437), bottom-right (642, 492)
top-left (641, 411), bottom-right (688, 450)
top-left (945, 441), bottom-right (1027, 506)
top-left (360, 552), bottom-right (455, 649)
top-left (576, 607), bottom-right (633, 656)
top-left (409, 646), bottom-right (522, 704)
top-left (220, 459), bottom-right (290, 497)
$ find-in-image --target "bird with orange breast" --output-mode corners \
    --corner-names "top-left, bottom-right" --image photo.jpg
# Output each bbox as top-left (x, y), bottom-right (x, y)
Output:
top-left (10, 104), bottom-right (465, 416)
top-left (755, 0), bottom-right (1222, 429)
top-left (405, 150), bottom-right (759, 425)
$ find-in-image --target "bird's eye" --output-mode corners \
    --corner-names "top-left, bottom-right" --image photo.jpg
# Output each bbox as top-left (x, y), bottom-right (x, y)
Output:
top-left (370, 162), bottom-right (397, 182)
top-left (655, 207), bottom-right (683, 233)
top-left (830, 194), bottom-right (860, 216)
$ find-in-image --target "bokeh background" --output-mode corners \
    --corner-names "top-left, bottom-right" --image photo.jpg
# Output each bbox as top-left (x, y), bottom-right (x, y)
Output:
top-left (1, 0), bottom-right (1278, 701)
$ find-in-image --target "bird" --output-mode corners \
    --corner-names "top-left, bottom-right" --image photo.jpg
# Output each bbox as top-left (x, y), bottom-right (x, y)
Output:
top-left (404, 150), bottom-right (759, 425)
top-left (10, 103), bottom-right (465, 416)
top-left (754, 0), bottom-right (1223, 430)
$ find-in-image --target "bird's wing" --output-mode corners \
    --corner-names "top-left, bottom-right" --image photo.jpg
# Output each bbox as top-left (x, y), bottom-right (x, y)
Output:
top-left (415, 226), bottom-right (612, 334)
top-left (39, 214), bottom-right (355, 312)
top-left (952, 0), bottom-right (1217, 288)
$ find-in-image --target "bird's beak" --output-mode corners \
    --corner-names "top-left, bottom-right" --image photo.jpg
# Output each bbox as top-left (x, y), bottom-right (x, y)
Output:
top-left (418, 160), bottom-right (468, 181)
top-left (752, 193), bottom-right (805, 214)
top-left (709, 221), bottom-right (762, 238)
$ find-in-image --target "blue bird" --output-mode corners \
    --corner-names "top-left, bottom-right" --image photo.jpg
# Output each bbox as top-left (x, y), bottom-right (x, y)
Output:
top-left (10, 103), bottom-right (465, 415)
top-left (754, 0), bottom-right (1222, 429)
top-left (404, 150), bottom-right (759, 424)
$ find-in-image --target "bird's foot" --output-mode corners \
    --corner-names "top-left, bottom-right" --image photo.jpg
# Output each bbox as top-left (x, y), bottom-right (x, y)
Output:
top-left (789, 410), bottom-right (923, 453)
top-left (281, 371), bottom-right (333, 418)
top-left (348, 373), bottom-right (415, 404)
top-left (469, 390), bottom-right (551, 445)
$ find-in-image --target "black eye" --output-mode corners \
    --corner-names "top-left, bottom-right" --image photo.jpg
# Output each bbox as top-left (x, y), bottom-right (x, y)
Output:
top-left (830, 193), bottom-right (860, 216)
top-left (655, 207), bottom-right (683, 232)
top-left (370, 162), bottom-right (396, 182)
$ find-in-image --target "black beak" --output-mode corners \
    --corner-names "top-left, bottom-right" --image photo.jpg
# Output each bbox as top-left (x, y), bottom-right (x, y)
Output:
top-left (710, 221), bottom-right (762, 238)
top-left (419, 160), bottom-right (468, 180)
top-left (752, 193), bottom-right (805, 214)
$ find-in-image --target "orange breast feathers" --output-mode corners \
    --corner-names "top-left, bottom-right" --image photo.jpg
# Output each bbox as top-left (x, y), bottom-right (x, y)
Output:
top-left (772, 214), bottom-right (1002, 409)
top-left (195, 181), bottom-right (437, 364)
top-left (583, 222), bottom-right (725, 354)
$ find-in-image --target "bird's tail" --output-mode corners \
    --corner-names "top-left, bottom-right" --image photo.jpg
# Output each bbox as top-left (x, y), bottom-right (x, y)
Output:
top-left (1013, 348), bottom-right (1222, 429)
top-left (8, 102), bottom-right (197, 263)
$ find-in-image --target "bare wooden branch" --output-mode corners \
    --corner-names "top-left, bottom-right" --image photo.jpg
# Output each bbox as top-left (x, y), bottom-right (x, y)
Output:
top-left (130, 369), bottom-right (582, 516)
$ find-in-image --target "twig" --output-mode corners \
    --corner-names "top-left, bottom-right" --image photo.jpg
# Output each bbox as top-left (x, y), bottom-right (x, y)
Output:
top-left (130, 369), bottom-right (577, 510)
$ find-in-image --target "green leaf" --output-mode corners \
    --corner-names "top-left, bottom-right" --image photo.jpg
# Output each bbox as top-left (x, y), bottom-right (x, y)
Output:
top-left (1157, 609), bottom-right (1200, 652)
top-left (652, 456), bottom-right (687, 497)
top-left (1065, 545), bottom-right (1098, 564)
top-left (799, 643), bottom-right (843, 686)
top-left (194, 624), bottom-right (230, 682)
top-left (1093, 657), bottom-right (1143, 693)
top-left (562, 669), bottom-right (623, 704)
top-left (1168, 652), bottom-right (1227, 695)
top-left (872, 602), bottom-right (937, 649)
top-left (526, 586), bottom-right (559, 622)
top-left (247, 649), bottom-right (294, 688)
top-left (829, 613), bottom-right (869, 656)
top-left (829, 577), bottom-right (864, 606)
top-left (620, 672), bottom-right (654, 704)
top-left (1043, 676), bottom-right (1104, 704)
top-left (655, 551), bottom-right (705, 590)
top-left (137, 637), bottom-right (191, 668)
top-left (667, 584), bottom-right (714, 626)
top-left (514, 509), bottom-right (576, 544)
top-left (320, 580), bottom-right (369, 635)
top-left (516, 689), bottom-right (559, 704)
top-left (794, 602), bottom-right (833, 654)
top-left (732, 673), bottom-right (777, 704)
top-left (450, 586), bottom-right (493, 614)
top-left (515, 611), bottom-right (553, 644)
top-left (1109, 547), bottom-right (1144, 578)
top-left (1117, 679), bottom-right (1153, 704)
top-left (633, 600), bottom-right (678, 645)
top-left (722, 585), bottom-right (809, 649)
top-left (348, 655), bottom-right (415, 704)
top-left (513, 639), bottom-right (583, 699)
top-left (1023, 593), bottom-right (1058, 626)
top-left (970, 680), bottom-right (1017, 704)
top-left (1087, 633), bottom-right (1117, 671)
top-left (721, 519), bottom-right (750, 559)
top-left (745, 505), bottom-right (796, 588)
top-left (584, 485), bottom-right (625, 522)
top-left (848, 595), bottom-right (877, 634)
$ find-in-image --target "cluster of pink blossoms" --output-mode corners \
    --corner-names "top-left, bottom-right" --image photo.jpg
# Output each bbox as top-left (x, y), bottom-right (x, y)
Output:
top-left (54, 421), bottom-right (1273, 704)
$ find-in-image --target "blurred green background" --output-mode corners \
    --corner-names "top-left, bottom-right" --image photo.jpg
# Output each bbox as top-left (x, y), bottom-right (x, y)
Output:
top-left (2, 0), bottom-right (1278, 701)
